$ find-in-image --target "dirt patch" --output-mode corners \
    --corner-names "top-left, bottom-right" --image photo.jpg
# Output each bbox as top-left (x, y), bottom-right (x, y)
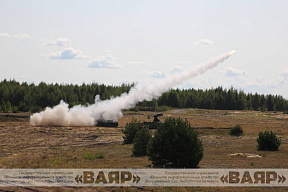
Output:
top-left (230, 153), bottom-right (262, 158)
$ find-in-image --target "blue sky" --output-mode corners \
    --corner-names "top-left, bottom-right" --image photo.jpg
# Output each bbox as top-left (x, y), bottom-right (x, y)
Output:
top-left (1, 0), bottom-right (288, 98)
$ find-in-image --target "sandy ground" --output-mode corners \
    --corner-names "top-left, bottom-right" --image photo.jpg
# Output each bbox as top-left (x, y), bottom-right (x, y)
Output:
top-left (1, 109), bottom-right (288, 191)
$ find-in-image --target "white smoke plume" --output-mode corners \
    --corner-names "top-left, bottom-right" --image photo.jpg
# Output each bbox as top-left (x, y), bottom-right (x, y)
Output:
top-left (30, 50), bottom-right (237, 126)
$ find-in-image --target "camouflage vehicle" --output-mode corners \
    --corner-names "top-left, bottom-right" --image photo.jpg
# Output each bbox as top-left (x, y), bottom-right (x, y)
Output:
top-left (96, 119), bottom-right (118, 127)
top-left (144, 113), bottom-right (164, 129)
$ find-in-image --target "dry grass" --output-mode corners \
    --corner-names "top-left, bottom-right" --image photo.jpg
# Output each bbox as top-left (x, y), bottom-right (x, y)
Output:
top-left (0, 109), bottom-right (288, 191)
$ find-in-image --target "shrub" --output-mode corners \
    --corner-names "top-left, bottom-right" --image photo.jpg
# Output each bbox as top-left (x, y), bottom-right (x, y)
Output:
top-left (95, 153), bottom-right (105, 159)
top-left (147, 117), bottom-right (203, 168)
top-left (132, 126), bottom-right (152, 156)
top-left (83, 152), bottom-right (104, 160)
top-left (257, 131), bottom-right (281, 151)
top-left (12, 106), bottom-right (19, 113)
top-left (83, 152), bottom-right (94, 160)
top-left (229, 124), bottom-right (243, 136)
top-left (122, 118), bottom-right (142, 144)
top-left (1, 101), bottom-right (6, 112)
top-left (5, 101), bottom-right (12, 112)
top-left (157, 105), bottom-right (171, 112)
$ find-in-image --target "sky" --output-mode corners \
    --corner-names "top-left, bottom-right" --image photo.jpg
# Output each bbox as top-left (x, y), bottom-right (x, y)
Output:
top-left (1, 0), bottom-right (288, 98)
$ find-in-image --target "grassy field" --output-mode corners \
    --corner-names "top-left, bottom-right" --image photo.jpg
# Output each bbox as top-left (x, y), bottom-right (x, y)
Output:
top-left (0, 109), bottom-right (288, 191)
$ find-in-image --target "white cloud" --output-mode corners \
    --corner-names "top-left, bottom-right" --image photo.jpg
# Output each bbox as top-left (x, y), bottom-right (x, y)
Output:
top-left (0, 33), bottom-right (31, 40)
top-left (266, 69), bottom-right (288, 91)
top-left (277, 78), bottom-right (288, 88)
top-left (44, 38), bottom-right (71, 46)
top-left (176, 61), bottom-right (190, 65)
top-left (88, 54), bottom-right (121, 69)
top-left (14, 33), bottom-right (32, 40)
top-left (223, 67), bottom-right (247, 77)
top-left (127, 61), bottom-right (145, 65)
top-left (194, 39), bottom-right (214, 46)
top-left (170, 66), bottom-right (184, 74)
top-left (149, 71), bottom-right (166, 78)
top-left (0, 33), bottom-right (12, 38)
top-left (280, 68), bottom-right (288, 78)
top-left (48, 48), bottom-right (89, 59)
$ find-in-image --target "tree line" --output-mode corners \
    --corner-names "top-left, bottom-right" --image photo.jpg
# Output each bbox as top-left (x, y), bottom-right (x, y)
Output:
top-left (0, 79), bottom-right (287, 113)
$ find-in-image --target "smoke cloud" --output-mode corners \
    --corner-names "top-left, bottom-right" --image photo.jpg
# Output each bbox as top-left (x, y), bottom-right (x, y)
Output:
top-left (30, 50), bottom-right (236, 126)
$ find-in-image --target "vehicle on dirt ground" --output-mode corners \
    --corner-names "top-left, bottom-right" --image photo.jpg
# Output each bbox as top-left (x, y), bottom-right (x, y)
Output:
top-left (96, 119), bottom-right (118, 127)
top-left (144, 113), bottom-right (164, 129)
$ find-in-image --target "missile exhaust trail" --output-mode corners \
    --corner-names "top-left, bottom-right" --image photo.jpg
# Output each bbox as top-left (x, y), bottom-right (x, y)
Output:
top-left (30, 49), bottom-right (237, 126)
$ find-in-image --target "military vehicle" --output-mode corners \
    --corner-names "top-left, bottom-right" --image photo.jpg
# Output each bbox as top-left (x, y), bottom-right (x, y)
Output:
top-left (144, 113), bottom-right (164, 129)
top-left (96, 119), bottom-right (118, 127)
top-left (94, 113), bottom-right (164, 128)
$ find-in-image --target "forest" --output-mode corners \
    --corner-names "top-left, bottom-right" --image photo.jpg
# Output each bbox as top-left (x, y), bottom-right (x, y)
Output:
top-left (0, 79), bottom-right (287, 113)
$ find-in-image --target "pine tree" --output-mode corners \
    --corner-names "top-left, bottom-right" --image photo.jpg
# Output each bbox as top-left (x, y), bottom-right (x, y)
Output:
top-left (267, 94), bottom-right (274, 111)
top-left (1, 100), bottom-right (6, 113)
top-left (147, 117), bottom-right (203, 168)
top-left (132, 127), bottom-right (151, 156)
top-left (6, 101), bottom-right (12, 112)
top-left (252, 93), bottom-right (260, 111)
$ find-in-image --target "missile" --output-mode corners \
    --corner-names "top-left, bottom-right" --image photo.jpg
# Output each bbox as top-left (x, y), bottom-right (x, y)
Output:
top-left (228, 49), bottom-right (237, 56)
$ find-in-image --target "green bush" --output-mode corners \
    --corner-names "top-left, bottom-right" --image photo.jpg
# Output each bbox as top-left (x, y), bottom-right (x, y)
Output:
top-left (122, 118), bottom-right (142, 144)
top-left (12, 106), bottom-right (19, 113)
top-left (156, 105), bottom-right (171, 112)
top-left (1, 101), bottom-right (7, 113)
top-left (83, 152), bottom-right (104, 160)
top-left (132, 127), bottom-right (152, 156)
top-left (95, 153), bottom-right (105, 159)
top-left (229, 124), bottom-right (243, 136)
top-left (83, 152), bottom-right (94, 160)
top-left (5, 101), bottom-right (12, 112)
top-left (147, 117), bottom-right (203, 168)
top-left (257, 131), bottom-right (281, 151)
